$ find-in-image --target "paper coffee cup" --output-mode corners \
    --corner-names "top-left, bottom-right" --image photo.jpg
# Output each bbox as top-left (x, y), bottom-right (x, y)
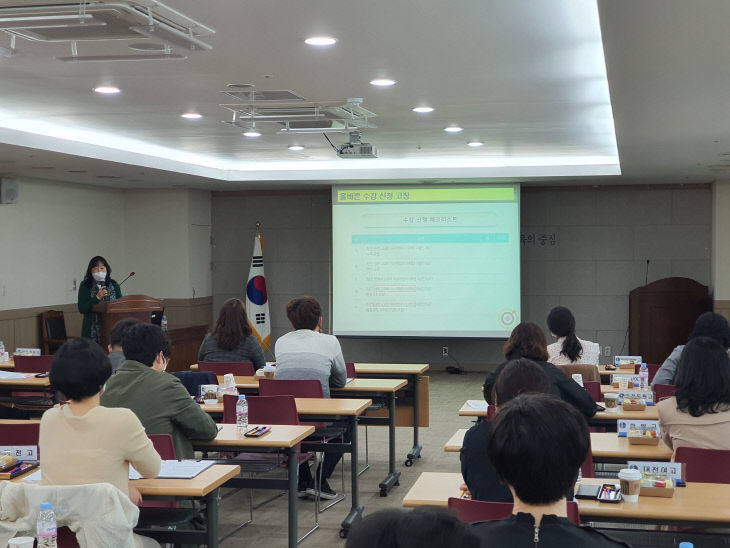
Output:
top-left (200, 384), bottom-right (219, 405)
top-left (618, 468), bottom-right (642, 502)
top-left (604, 393), bottom-right (619, 412)
top-left (263, 364), bottom-right (276, 379)
top-left (9, 537), bottom-right (35, 548)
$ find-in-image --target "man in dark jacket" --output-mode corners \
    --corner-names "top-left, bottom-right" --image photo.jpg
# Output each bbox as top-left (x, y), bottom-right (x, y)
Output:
top-left (472, 394), bottom-right (630, 547)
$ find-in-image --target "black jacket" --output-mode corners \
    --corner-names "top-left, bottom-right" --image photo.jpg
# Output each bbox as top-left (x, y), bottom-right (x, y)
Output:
top-left (460, 420), bottom-right (513, 503)
top-left (472, 513), bottom-right (631, 547)
top-left (484, 357), bottom-right (598, 418)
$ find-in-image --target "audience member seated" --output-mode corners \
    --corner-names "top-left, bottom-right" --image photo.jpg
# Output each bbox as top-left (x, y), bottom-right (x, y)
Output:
top-left (461, 359), bottom-right (552, 502)
top-left (346, 508), bottom-right (479, 548)
top-left (657, 336), bottom-right (730, 456)
top-left (275, 296), bottom-right (347, 499)
top-left (546, 306), bottom-right (600, 366)
top-left (472, 394), bottom-right (630, 547)
top-left (197, 297), bottom-right (266, 370)
top-left (483, 322), bottom-right (598, 418)
top-left (652, 311), bottom-right (730, 388)
top-left (107, 317), bottom-right (139, 373)
top-left (40, 338), bottom-right (161, 548)
top-left (102, 323), bottom-right (218, 459)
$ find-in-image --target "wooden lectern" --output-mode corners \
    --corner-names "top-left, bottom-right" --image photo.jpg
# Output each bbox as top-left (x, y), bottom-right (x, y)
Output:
top-left (629, 277), bottom-right (711, 364)
top-left (92, 295), bottom-right (163, 348)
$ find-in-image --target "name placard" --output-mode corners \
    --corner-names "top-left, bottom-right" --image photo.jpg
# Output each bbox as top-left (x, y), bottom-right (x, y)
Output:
top-left (14, 348), bottom-right (41, 356)
top-left (0, 445), bottom-right (38, 460)
top-left (618, 391), bottom-right (654, 404)
top-left (617, 419), bottom-right (661, 437)
top-left (627, 460), bottom-right (685, 484)
top-left (614, 355), bottom-right (642, 367)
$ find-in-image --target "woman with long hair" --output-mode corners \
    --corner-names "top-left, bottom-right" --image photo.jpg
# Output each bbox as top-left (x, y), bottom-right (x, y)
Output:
top-left (546, 306), bottom-right (600, 365)
top-left (77, 255), bottom-right (121, 343)
top-left (483, 322), bottom-right (598, 418)
top-left (658, 336), bottom-right (730, 456)
top-left (198, 298), bottom-right (266, 370)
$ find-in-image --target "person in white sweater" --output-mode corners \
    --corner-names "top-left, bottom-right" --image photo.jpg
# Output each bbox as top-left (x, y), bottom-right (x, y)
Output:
top-left (546, 306), bottom-right (600, 366)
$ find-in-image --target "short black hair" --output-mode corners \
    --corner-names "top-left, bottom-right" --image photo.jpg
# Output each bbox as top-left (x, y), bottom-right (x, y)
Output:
top-left (492, 358), bottom-right (552, 405)
top-left (121, 323), bottom-right (170, 366)
top-left (674, 336), bottom-right (730, 416)
top-left (345, 508), bottom-right (479, 548)
top-left (690, 312), bottom-right (730, 348)
top-left (488, 394), bottom-right (589, 505)
top-left (286, 296), bottom-right (321, 330)
top-left (50, 338), bottom-right (112, 401)
top-left (109, 317), bottom-right (140, 348)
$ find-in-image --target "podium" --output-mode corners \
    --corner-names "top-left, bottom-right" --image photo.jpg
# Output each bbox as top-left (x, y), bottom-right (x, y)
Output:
top-left (93, 295), bottom-right (163, 348)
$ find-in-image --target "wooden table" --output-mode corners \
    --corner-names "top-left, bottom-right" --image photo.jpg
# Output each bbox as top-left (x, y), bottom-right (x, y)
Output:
top-left (10, 464), bottom-right (240, 547)
top-left (593, 405), bottom-right (659, 422)
top-left (442, 430), bottom-right (672, 463)
top-left (457, 401), bottom-right (490, 418)
top-left (402, 472), bottom-right (730, 528)
top-left (219, 375), bottom-right (408, 497)
top-left (601, 385), bottom-right (652, 395)
top-left (0, 374), bottom-right (59, 405)
top-left (354, 363), bottom-right (430, 467)
top-left (200, 397), bottom-right (372, 536)
top-left (192, 424), bottom-right (314, 548)
top-left (0, 358), bottom-right (13, 370)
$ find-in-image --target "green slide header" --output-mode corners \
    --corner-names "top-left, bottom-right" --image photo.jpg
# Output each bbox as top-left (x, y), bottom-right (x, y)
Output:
top-left (336, 186), bottom-right (515, 204)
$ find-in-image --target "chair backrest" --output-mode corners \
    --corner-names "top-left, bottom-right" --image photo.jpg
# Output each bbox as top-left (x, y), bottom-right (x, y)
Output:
top-left (13, 355), bottom-right (54, 374)
top-left (170, 371), bottom-right (218, 397)
top-left (198, 361), bottom-right (254, 376)
top-left (486, 405), bottom-right (496, 420)
top-left (0, 422), bottom-right (40, 459)
top-left (556, 364), bottom-right (600, 383)
top-left (259, 378), bottom-right (324, 398)
top-left (448, 498), bottom-right (580, 525)
top-left (40, 310), bottom-right (68, 355)
top-left (345, 362), bottom-right (356, 378)
top-left (675, 447), bottom-right (730, 483)
top-left (581, 446), bottom-right (596, 479)
top-left (653, 384), bottom-right (677, 402)
top-left (148, 433), bottom-right (176, 459)
top-left (235, 395), bottom-right (301, 425)
top-left (583, 381), bottom-right (601, 402)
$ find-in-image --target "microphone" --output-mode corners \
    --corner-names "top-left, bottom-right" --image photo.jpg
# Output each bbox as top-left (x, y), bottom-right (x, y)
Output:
top-left (119, 272), bottom-right (135, 286)
top-left (645, 260), bottom-right (650, 285)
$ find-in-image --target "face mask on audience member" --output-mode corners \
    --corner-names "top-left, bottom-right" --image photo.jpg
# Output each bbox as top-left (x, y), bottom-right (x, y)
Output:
top-left (93, 271), bottom-right (106, 282)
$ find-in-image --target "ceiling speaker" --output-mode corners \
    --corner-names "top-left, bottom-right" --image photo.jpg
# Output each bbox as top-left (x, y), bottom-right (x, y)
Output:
top-left (0, 177), bottom-right (19, 204)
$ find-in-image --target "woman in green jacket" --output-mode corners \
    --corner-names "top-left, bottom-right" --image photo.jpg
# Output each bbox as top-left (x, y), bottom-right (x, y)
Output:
top-left (78, 255), bottom-right (122, 343)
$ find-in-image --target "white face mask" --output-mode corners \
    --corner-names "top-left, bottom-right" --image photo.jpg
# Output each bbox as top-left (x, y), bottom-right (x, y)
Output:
top-left (92, 271), bottom-right (107, 282)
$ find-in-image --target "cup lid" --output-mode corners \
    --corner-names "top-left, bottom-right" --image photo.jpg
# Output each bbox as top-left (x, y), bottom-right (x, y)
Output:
top-left (618, 468), bottom-right (642, 480)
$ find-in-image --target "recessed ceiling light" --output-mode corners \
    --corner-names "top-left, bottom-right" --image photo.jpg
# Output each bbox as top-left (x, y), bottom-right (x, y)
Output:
top-left (467, 140), bottom-right (484, 147)
top-left (243, 129), bottom-right (261, 137)
top-left (304, 36), bottom-right (337, 46)
top-left (93, 86), bottom-right (120, 95)
top-left (288, 145), bottom-right (304, 151)
top-left (412, 106), bottom-right (434, 113)
top-left (370, 78), bottom-right (396, 87)
top-left (181, 112), bottom-right (203, 120)
top-left (444, 126), bottom-right (463, 133)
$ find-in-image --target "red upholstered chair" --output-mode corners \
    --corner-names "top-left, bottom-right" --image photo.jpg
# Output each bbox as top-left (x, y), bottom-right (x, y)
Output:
top-left (647, 364), bottom-right (661, 384)
top-left (581, 448), bottom-right (596, 479)
top-left (0, 422), bottom-right (40, 460)
top-left (448, 498), bottom-right (580, 525)
top-left (13, 355), bottom-right (54, 373)
top-left (675, 447), bottom-right (730, 483)
top-left (583, 381), bottom-right (601, 403)
top-left (486, 405), bottom-right (496, 420)
top-left (345, 362), bottom-right (356, 378)
top-left (198, 361), bottom-right (254, 376)
top-left (653, 384), bottom-right (677, 402)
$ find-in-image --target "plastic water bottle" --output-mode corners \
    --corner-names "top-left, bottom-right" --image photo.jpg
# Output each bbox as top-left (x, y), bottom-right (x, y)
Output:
top-left (161, 315), bottom-right (168, 332)
top-left (37, 502), bottom-right (57, 548)
top-left (236, 394), bottom-right (248, 431)
top-left (639, 362), bottom-right (649, 390)
top-left (0, 341), bottom-right (5, 354)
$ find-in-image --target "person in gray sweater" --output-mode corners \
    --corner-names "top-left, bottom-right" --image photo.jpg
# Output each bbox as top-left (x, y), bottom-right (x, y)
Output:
top-left (652, 312), bottom-right (730, 388)
top-left (107, 317), bottom-right (139, 373)
top-left (197, 298), bottom-right (266, 370)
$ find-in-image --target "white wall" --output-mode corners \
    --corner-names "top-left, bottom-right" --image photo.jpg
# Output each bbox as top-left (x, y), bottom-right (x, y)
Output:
top-left (0, 178), bottom-right (212, 311)
top-left (0, 177), bottom-right (126, 310)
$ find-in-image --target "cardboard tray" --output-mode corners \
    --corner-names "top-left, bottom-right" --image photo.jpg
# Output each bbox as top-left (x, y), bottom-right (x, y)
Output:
top-left (618, 363), bottom-right (637, 370)
top-left (628, 436), bottom-right (660, 445)
top-left (640, 485), bottom-right (675, 498)
top-left (622, 402), bottom-right (647, 411)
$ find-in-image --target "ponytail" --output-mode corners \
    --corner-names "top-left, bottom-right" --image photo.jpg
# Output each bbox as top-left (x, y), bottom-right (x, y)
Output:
top-left (561, 333), bottom-right (583, 362)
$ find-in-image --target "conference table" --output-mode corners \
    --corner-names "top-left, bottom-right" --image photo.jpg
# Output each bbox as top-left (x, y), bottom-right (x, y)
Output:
top-left (601, 385), bottom-right (652, 395)
top-left (11, 464), bottom-right (240, 547)
top-left (191, 424), bottom-right (314, 548)
top-left (444, 429), bottom-right (672, 462)
top-left (401, 472), bottom-right (730, 528)
top-left (201, 397), bottom-right (371, 536)
top-left (457, 399), bottom-right (659, 423)
top-left (352, 363), bottom-right (430, 467)
top-left (219, 375), bottom-right (407, 497)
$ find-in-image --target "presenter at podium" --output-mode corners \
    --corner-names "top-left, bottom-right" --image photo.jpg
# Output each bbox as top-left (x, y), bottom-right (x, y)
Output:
top-left (77, 255), bottom-right (121, 343)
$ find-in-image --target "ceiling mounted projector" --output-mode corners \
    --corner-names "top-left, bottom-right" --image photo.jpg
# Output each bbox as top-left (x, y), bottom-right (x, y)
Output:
top-left (337, 131), bottom-right (378, 159)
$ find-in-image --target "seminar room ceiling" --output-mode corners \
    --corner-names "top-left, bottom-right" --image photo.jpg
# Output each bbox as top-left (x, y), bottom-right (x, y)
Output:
top-left (0, 0), bottom-right (723, 189)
